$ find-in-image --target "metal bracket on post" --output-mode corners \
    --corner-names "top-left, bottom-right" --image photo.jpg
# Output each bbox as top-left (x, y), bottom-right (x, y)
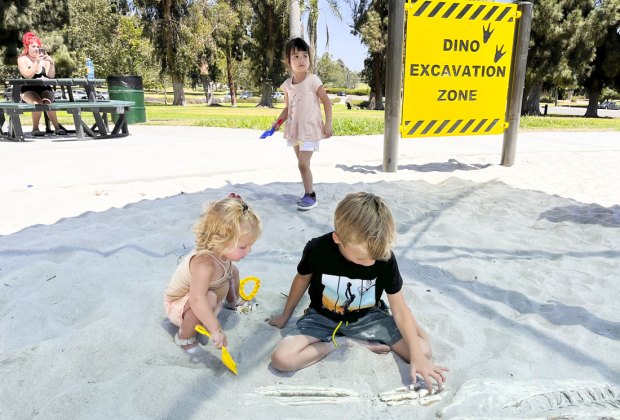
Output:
top-left (501, 2), bottom-right (533, 167)
top-left (383, 0), bottom-right (405, 173)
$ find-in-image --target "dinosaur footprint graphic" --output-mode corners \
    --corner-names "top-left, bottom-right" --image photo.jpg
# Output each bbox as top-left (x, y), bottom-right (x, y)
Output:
top-left (494, 44), bottom-right (506, 63)
top-left (482, 23), bottom-right (494, 44)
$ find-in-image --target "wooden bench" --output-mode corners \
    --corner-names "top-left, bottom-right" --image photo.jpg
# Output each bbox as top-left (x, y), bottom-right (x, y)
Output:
top-left (0, 99), bottom-right (134, 141)
top-left (0, 102), bottom-right (37, 141)
top-left (50, 100), bottom-right (135, 140)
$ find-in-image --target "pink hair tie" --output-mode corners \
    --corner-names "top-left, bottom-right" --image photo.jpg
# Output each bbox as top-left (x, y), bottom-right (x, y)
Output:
top-left (228, 193), bottom-right (242, 199)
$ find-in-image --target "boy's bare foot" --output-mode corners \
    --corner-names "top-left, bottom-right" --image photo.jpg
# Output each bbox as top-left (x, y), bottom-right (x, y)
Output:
top-left (337, 337), bottom-right (391, 354)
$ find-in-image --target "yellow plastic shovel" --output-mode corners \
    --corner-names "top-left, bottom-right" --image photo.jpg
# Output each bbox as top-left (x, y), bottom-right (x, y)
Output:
top-left (194, 325), bottom-right (238, 375)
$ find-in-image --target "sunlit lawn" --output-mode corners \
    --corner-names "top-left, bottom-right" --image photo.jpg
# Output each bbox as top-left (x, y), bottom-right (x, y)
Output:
top-left (18, 100), bottom-right (620, 136)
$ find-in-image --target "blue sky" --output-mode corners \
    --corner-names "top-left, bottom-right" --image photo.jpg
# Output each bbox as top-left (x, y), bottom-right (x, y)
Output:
top-left (310, 1), bottom-right (367, 72)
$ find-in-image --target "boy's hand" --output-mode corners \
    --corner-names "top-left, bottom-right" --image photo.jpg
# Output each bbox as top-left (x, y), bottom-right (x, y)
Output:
top-left (411, 356), bottom-right (448, 393)
top-left (211, 329), bottom-right (227, 349)
top-left (266, 313), bottom-right (288, 329)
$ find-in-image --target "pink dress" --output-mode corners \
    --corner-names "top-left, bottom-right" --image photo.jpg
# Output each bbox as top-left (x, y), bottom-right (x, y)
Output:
top-left (281, 73), bottom-right (325, 141)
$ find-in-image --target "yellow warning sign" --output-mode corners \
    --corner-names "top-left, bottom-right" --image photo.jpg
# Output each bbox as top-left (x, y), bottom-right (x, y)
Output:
top-left (401, 0), bottom-right (518, 137)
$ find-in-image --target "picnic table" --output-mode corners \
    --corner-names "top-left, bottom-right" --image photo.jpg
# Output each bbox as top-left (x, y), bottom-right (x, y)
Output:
top-left (0, 78), bottom-right (134, 141)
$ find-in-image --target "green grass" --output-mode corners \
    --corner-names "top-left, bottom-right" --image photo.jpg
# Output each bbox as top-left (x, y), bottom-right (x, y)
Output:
top-left (13, 100), bottom-right (620, 135)
top-left (144, 102), bottom-right (386, 135)
top-left (520, 115), bottom-right (620, 130)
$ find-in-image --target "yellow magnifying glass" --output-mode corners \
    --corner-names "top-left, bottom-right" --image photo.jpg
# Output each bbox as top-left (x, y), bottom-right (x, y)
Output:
top-left (239, 276), bottom-right (260, 300)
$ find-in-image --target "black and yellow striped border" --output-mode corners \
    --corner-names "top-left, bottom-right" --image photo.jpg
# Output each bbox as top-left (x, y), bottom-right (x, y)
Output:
top-left (402, 118), bottom-right (504, 136)
top-left (405, 0), bottom-right (517, 22)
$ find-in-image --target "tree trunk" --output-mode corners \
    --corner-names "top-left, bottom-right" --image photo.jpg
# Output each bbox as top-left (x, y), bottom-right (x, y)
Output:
top-left (372, 51), bottom-right (384, 110)
top-left (163, 0), bottom-right (185, 106)
top-left (584, 88), bottom-right (600, 118)
top-left (258, 5), bottom-right (276, 107)
top-left (172, 74), bottom-right (186, 106)
top-left (289, 0), bottom-right (302, 38)
top-left (200, 61), bottom-right (214, 105)
top-left (201, 75), bottom-right (215, 106)
top-left (261, 82), bottom-right (273, 107)
top-left (307, 0), bottom-right (318, 66)
top-left (521, 80), bottom-right (542, 116)
top-left (226, 49), bottom-right (237, 107)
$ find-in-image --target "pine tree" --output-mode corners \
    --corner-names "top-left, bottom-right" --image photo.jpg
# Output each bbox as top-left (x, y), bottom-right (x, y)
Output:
top-left (582, 0), bottom-right (620, 117)
top-left (522, 0), bottom-right (599, 115)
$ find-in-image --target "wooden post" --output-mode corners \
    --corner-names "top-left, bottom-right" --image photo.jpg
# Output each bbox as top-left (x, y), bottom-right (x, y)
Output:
top-left (501, 2), bottom-right (533, 167)
top-left (383, 0), bottom-right (405, 172)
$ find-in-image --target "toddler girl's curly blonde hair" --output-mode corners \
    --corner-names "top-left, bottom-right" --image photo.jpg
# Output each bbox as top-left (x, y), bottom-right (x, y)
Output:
top-left (193, 195), bottom-right (261, 255)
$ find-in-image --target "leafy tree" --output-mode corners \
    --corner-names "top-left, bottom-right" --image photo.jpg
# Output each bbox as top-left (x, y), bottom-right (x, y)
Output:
top-left (0, 0), bottom-right (32, 66)
top-left (29, 0), bottom-right (69, 31)
top-left (212, 0), bottom-right (252, 106)
top-left (348, 0), bottom-right (388, 110)
top-left (247, 0), bottom-right (289, 107)
top-left (135, 0), bottom-right (196, 105)
top-left (110, 0), bottom-right (131, 15)
top-left (522, 0), bottom-right (604, 115)
top-left (305, 0), bottom-right (341, 67)
top-left (315, 52), bottom-right (358, 88)
top-left (64, 0), bottom-right (118, 78)
top-left (105, 14), bottom-right (161, 88)
top-left (184, 0), bottom-right (220, 104)
top-left (581, 1), bottom-right (620, 116)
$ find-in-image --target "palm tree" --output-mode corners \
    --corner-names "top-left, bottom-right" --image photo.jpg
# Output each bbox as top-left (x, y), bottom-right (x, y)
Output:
top-left (305, 0), bottom-right (341, 66)
top-left (290, 0), bottom-right (302, 37)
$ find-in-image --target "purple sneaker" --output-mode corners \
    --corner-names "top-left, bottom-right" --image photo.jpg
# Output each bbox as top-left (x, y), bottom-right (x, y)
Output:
top-left (297, 193), bottom-right (318, 210)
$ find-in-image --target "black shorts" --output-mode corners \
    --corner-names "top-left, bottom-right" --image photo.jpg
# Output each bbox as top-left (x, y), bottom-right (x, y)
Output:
top-left (21, 86), bottom-right (53, 96)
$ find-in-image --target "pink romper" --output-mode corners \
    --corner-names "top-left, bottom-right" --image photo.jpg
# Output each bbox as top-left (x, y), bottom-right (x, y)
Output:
top-left (281, 73), bottom-right (326, 143)
top-left (163, 249), bottom-right (232, 327)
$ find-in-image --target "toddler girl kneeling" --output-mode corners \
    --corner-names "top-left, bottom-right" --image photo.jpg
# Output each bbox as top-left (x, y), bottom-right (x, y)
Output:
top-left (164, 194), bottom-right (261, 353)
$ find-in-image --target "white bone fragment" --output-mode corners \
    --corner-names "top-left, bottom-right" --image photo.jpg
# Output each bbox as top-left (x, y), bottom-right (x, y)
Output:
top-left (256, 386), bottom-right (359, 398)
top-left (278, 396), bottom-right (361, 406)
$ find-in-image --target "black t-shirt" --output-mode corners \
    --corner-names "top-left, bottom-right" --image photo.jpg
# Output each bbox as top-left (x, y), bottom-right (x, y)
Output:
top-left (297, 232), bottom-right (403, 322)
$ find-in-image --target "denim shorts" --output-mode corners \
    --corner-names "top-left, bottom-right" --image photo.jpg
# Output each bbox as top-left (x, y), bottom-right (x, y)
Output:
top-left (287, 306), bottom-right (402, 346)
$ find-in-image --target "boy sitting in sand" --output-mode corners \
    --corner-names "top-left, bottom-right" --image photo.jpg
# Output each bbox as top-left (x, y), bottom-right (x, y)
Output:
top-left (165, 194), bottom-right (261, 353)
top-left (267, 192), bottom-right (447, 391)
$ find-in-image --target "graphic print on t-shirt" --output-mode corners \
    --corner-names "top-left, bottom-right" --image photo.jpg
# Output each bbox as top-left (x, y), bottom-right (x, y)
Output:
top-left (321, 274), bottom-right (376, 315)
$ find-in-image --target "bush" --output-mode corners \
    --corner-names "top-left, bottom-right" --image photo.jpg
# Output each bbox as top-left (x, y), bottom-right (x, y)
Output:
top-left (237, 97), bottom-right (261, 104)
top-left (540, 96), bottom-right (553, 103)
top-left (351, 87), bottom-right (370, 96)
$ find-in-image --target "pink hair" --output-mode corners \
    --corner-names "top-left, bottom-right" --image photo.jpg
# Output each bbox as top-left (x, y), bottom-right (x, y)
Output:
top-left (22, 32), bottom-right (42, 56)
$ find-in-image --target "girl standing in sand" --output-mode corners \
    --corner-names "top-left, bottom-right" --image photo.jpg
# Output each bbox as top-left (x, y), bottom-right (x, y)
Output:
top-left (272, 37), bottom-right (333, 211)
top-left (164, 194), bottom-right (261, 353)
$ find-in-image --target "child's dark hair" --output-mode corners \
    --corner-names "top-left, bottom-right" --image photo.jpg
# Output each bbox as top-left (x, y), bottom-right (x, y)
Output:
top-left (285, 37), bottom-right (312, 69)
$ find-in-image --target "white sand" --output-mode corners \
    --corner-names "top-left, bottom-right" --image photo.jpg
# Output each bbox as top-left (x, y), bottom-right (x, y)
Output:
top-left (1, 127), bottom-right (619, 419)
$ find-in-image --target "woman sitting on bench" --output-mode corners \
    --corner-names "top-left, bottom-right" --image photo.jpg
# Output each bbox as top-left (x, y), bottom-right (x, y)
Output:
top-left (17, 32), bottom-right (66, 137)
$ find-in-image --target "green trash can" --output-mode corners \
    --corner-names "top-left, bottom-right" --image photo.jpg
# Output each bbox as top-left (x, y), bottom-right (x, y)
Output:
top-left (107, 75), bottom-right (147, 124)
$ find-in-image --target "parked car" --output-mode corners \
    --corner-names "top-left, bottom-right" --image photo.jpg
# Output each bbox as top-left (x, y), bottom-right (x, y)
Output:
top-left (53, 89), bottom-right (62, 100)
top-left (598, 100), bottom-right (619, 110)
top-left (240, 91), bottom-right (252, 99)
top-left (72, 89), bottom-right (88, 100)
top-left (3, 87), bottom-right (12, 100)
top-left (96, 91), bottom-right (109, 100)
top-left (337, 91), bottom-right (346, 97)
top-left (272, 91), bottom-right (284, 100)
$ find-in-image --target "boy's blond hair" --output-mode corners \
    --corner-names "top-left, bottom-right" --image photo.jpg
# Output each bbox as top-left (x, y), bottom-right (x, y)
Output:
top-left (334, 192), bottom-right (395, 260)
top-left (193, 196), bottom-right (261, 255)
